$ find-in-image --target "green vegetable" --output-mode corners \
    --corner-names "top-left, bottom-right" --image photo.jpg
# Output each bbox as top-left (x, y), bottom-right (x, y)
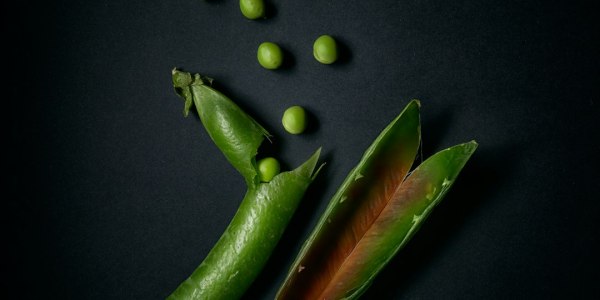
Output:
top-left (257, 157), bottom-right (280, 182)
top-left (239, 0), bottom-right (265, 20)
top-left (169, 68), bottom-right (322, 299)
top-left (277, 100), bottom-right (477, 299)
top-left (257, 42), bottom-right (283, 70)
top-left (282, 105), bottom-right (307, 134)
top-left (313, 35), bottom-right (338, 64)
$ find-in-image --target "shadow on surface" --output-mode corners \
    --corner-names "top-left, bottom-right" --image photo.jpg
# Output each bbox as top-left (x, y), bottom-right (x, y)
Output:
top-left (301, 106), bottom-right (320, 135)
top-left (264, 1), bottom-right (278, 20)
top-left (418, 107), bottom-right (455, 161)
top-left (327, 35), bottom-right (353, 68)
top-left (279, 45), bottom-right (296, 71)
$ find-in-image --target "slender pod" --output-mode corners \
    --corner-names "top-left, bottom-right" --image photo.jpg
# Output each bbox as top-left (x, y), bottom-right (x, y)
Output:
top-left (169, 69), bottom-right (322, 299)
top-left (277, 101), bottom-right (477, 299)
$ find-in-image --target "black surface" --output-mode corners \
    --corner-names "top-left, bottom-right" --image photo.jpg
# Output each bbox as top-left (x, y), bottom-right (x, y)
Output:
top-left (6, 0), bottom-right (599, 299)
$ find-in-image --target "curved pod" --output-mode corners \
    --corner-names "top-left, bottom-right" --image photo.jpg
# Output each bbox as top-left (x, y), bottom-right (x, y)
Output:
top-left (277, 100), bottom-right (477, 299)
top-left (169, 69), bottom-right (322, 299)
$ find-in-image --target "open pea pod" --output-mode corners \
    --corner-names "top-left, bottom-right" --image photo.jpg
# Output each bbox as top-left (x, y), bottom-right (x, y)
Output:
top-left (276, 101), bottom-right (477, 300)
top-left (169, 69), bottom-right (322, 299)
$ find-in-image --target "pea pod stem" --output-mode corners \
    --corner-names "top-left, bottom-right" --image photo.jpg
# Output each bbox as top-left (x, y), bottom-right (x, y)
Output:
top-left (169, 69), bottom-right (322, 299)
top-left (173, 68), bottom-right (270, 186)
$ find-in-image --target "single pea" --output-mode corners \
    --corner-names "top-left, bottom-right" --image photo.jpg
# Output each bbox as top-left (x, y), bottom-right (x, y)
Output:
top-left (257, 42), bottom-right (283, 70)
top-left (282, 106), bottom-right (307, 135)
top-left (257, 157), bottom-right (280, 182)
top-left (313, 35), bottom-right (338, 64)
top-left (239, 0), bottom-right (265, 20)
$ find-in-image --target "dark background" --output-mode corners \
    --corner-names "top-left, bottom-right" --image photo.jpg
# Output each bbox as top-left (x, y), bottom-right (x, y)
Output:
top-left (6, 0), bottom-right (599, 299)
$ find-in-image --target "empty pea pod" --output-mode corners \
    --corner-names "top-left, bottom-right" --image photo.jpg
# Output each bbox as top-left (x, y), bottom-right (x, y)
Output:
top-left (276, 101), bottom-right (477, 299)
top-left (169, 69), bottom-right (322, 299)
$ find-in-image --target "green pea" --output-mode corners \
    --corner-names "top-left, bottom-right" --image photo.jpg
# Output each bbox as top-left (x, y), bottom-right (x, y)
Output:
top-left (313, 35), bottom-right (338, 64)
top-left (239, 0), bottom-right (265, 20)
top-left (257, 157), bottom-right (280, 182)
top-left (282, 105), bottom-right (307, 134)
top-left (257, 42), bottom-right (283, 70)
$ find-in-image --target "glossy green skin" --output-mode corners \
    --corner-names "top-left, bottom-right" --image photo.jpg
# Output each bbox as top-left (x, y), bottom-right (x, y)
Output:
top-left (239, 0), bottom-right (265, 20)
top-left (170, 69), bottom-right (321, 299)
top-left (257, 157), bottom-right (280, 182)
top-left (168, 151), bottom-right (320, 300)
top-left (313, 35), bottom-right (338, 64)
top-left (282, 106), bottom-right (307, 134)
top-left (257, 42), bottom-right (283, 70)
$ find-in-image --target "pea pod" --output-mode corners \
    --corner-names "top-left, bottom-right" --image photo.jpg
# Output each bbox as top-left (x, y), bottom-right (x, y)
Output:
top-left (172, 69), bottom-right (270, 186)
top-left (276, 101), bottom-right (477, 299)
top-left (169, 69), bottom-right (322, 299)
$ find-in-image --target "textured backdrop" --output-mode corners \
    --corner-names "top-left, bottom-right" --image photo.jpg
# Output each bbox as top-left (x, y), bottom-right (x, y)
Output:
top-left (6, 0), bottom-right (599, 298)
